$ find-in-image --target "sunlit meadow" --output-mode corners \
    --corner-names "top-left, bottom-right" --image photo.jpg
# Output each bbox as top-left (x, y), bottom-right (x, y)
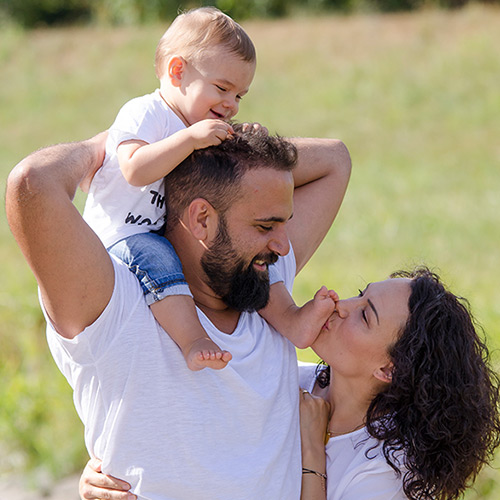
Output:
top-left (1, 4), bottom-right (499, 496)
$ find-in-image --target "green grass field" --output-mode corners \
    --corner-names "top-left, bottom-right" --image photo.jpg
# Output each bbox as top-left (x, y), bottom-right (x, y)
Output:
top-left (1, 4), bottom-right (499, 496)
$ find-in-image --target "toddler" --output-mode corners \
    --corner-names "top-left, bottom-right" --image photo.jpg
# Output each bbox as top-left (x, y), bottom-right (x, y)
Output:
top-left (83, 7), bottom-right (335, 371)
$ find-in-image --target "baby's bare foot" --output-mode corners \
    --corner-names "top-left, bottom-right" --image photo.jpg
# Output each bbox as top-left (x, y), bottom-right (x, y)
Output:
top-left (185, 337), bottom-right (232, 371)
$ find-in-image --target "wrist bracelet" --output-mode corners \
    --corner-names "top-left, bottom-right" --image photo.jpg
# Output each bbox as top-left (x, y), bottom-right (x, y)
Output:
top-left (302, 468), bottom-right (327, 492)
top-left (302, 467), bottom-right (327, 480)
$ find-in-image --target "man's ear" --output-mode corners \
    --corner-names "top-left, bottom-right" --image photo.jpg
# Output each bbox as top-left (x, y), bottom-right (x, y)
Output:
top-left (187, 199), bottom-right (218, 241)
top-left (167, 56), bottom-right (186, 87)
top-left (373, 362), bottom-right (393, 384)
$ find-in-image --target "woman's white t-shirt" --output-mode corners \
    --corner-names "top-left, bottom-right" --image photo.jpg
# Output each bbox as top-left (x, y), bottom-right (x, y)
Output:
top-left (299, 362), bottom-right (407, 500)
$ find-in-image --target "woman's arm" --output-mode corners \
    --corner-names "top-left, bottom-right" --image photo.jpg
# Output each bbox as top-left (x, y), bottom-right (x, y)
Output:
top-left (300, 389), bottom-right (330, 500)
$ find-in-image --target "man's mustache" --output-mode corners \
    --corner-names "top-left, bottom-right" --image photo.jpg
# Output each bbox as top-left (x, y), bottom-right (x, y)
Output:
top-left (251, 252), bottom-right (279, 267)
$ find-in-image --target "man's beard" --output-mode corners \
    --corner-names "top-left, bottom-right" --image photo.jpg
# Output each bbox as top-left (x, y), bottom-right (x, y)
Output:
top-left (201, 216), bottom-right (279, 312)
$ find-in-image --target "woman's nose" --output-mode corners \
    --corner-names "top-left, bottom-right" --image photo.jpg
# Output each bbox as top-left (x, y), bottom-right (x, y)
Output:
top-left (335, 299), bottom-right (351, 319)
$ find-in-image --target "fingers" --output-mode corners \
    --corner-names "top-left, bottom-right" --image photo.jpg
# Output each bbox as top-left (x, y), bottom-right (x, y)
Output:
top-left (88, 457), bottom-right (102, 473)
top-left (79, 458), bottom-right (135, 500)
top-left (219, 123), bottom-right (233, 142)
top-left (190, 120), bottom-right (233, 147)
top-left (241, 122), bottom-right (268, 135)
top-left (299, 388), bottom-right (331, 409)
top-left (80, 484), bottom-right (135, 500)
top-left (191, 120), bottom-right (271, 149)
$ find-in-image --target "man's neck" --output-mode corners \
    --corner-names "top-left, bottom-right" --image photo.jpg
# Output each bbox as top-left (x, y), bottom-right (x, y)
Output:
top-left (183, 276), bottom-right (241, 333)
top-left (195, 299), bottom-right (242, 335)
top-left (167, 227), bottom-right (242, 334)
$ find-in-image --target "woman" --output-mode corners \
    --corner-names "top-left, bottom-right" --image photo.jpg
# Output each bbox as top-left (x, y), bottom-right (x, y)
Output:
top-left (79, 267), bottom-right (500, 500)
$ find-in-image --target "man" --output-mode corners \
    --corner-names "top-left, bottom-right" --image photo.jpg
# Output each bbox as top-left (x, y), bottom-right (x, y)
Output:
top-left (6, 127), bottom-right (351, 499)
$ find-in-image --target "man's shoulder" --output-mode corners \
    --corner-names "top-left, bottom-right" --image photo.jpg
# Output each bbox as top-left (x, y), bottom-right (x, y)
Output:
top-left (48, 256), bottom-right (150, 345)
top-left (109, 254), bottom-right (145, 298)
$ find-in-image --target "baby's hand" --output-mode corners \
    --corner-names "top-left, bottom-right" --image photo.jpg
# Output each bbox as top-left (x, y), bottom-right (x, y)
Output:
top-left (241, 122), bottom-right (269, 136)
top-left (189, 119), bottom-right (234, 150)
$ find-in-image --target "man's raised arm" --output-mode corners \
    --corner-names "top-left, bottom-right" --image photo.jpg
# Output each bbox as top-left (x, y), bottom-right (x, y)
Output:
top-left (6, 133), bottom-right (114, 339)
top-left (287, 137), bottom-right (351, 274)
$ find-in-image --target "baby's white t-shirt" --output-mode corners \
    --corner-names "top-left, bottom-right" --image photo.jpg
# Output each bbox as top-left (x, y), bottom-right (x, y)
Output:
top-left (83, 90), bottom-right (185, 248)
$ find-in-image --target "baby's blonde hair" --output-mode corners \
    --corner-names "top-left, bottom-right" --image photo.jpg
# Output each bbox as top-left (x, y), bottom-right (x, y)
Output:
top-left (155, 7), bottom-right (256, 80)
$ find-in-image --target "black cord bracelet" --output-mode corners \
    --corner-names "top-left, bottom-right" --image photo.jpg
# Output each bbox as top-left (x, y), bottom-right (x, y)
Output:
top-left (302, 467), bottom-right (327, 480)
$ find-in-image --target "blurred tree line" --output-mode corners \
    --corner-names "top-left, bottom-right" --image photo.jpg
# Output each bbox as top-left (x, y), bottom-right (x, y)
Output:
top-left (0, 0), bottom-right (497, 28)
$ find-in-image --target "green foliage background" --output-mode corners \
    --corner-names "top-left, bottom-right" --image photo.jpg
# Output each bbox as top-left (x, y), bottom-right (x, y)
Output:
top-left (1, 3), bottom-right (499, 496)
top-left (1, 0), bottom-right (499, 26)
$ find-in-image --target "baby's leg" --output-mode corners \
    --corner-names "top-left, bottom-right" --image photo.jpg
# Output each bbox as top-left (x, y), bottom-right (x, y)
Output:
top-left (261, 282), bottom-right (337, 349)
top-left (109, 232), bottom-right (231, 370)
top-left (151, 296), bottom-right (232, 371)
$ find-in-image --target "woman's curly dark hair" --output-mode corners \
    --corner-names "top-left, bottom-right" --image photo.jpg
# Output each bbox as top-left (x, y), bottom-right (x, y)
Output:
top-left (317, 266), bottom-right (500, 499)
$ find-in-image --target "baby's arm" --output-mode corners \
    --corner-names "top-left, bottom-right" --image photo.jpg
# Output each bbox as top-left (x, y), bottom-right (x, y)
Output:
top-left (118, 119), bottom-right (234, 186)
top-left (260, 282), bottom-right (338, 349)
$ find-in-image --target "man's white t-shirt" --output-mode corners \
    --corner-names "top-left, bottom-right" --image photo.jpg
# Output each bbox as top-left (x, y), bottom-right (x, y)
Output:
top-left (44, 250), bottom-right (301, 500)
top-left (83, 90), bottom-right (185, 248)
top-left (299, 363), bottom-right (407, 500)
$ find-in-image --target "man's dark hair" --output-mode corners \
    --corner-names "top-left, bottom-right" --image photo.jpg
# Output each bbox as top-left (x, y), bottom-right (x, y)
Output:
top-left (164, 124), bottom-right (297, 229)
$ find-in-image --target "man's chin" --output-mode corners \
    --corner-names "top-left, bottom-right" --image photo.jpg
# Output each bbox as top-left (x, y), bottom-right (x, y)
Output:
top-left (223, 295), bottom-right (270, 313)
top-left (222, 273), bottom-right (270, 312)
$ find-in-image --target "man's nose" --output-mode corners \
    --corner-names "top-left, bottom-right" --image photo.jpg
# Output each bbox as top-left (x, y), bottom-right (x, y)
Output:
top-left (267, 227), bottom-right (290, 257)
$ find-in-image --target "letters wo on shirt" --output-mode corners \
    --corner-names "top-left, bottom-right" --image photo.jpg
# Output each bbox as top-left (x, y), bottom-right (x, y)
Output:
top-left (124, 188), bottom-right (165, 226)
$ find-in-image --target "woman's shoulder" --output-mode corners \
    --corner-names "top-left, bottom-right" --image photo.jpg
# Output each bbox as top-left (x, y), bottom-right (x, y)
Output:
top-left (327, 430), bottom-right (407, 499)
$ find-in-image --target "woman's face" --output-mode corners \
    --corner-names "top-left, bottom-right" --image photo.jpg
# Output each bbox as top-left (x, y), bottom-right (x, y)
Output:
top-left (311, 278), bottom-right (411, 382)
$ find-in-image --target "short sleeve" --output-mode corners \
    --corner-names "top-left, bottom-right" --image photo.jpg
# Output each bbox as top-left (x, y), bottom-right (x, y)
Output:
top-left (43, 257), bottom-right (147, 374)
top-left (109, 96), bottom-right (161, 146)
top-left (274, 243), bottom-right (296, 295)
top-left (332, 461), bottom-right (407, 500)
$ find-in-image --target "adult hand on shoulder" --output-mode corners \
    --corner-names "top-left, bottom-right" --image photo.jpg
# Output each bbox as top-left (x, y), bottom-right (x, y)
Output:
top-left (79, 457), bottom-right (136, 500)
